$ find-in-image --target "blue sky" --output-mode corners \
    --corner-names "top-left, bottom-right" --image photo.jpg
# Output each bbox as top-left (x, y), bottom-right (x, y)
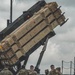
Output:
top-left (0, 0), bottom-right (75, 74)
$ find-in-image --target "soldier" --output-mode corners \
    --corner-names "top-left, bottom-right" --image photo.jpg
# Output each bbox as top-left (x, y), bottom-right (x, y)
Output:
top-left (28, 65), bottom-right (37, 75)
top-left (17, 65), bottom-right (28, 75)
top-left (0, 60), bottom-right (4, 72)
top-left (49, 65), bottom-right (56, 75)
top-left (0, 63), bottom-right (13, 75)
top-left (45, 69), bottom-right (49, 75)
top-left (56, 67), bottom-right (62, 75)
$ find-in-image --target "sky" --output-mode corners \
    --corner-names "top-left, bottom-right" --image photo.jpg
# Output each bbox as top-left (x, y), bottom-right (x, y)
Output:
top-left (0, 0), bottom-right (75, 74)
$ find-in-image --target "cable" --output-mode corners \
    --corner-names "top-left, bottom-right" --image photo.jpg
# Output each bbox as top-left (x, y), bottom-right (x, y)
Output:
top-left (63, 67), bottom-right (70, 69)
top-left (63, 61), bottom-right (70, 63)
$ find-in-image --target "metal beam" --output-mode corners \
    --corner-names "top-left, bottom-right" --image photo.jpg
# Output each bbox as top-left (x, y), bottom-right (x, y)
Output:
top-left (74, 57), bottom-right (75, 75)
top-left (35, 36), bottom-right (49, 73)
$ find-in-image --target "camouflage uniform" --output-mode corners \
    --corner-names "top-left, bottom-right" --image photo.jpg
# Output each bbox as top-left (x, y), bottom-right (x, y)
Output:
top-left (49, 69), bottom-right (56, 75)
top-left (45, 69), bottom-right (49, 75)
top-left (56, 73), bottom-right (62, 75)
top-left (28, 70), bottom-right (37, 75)
top-left (17, 69), bottom-right (28, 75)
top-left (56, 67), bottom-right (62, 75)
top-left (0, 68), bottom-right (13, 75)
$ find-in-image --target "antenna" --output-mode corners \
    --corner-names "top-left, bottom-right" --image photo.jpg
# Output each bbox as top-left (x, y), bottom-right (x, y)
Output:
top-left (10, 0), bottom-right (13, 24)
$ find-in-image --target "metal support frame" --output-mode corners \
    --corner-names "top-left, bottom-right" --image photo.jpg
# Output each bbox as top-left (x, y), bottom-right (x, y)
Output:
top-left (70, 61), bottom-right (72, 75)
top-left (74, 57), bottom-right (75, 75)
top-left (23, 55), bottom-right (29, 68)
top-left (62, 60), bottom-right (63, 74)
top-left (35, 36), bottom-right (49, 73)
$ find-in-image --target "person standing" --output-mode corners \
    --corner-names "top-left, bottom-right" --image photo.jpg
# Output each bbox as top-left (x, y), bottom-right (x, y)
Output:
top-left (17, 65), bottom-right (28, 75)
top-left (0, 63), bottom-right (13, 75)
top-left (56, 67), bottom-right (62, 75)
top-left (45, 69), bottom-right (49, 75)
top-left (49, 65), bottom-right (56, 75)
top-left (28, 65), bottom-right (37, 75)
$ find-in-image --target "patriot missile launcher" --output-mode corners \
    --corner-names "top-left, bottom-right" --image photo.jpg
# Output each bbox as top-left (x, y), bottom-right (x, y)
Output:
top-left (0, 1), bottom-right (68, 70)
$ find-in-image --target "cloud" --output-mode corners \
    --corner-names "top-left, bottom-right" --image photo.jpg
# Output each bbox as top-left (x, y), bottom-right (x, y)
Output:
top-left (0, 18), bottom-right (7, 31)
top-left (47, 0), bottom-right (75, 7)
top-left (0, 0), bottom-right (10, 12)
top-left (16, 0), bottom-right (75, 8)
top-left (52, 27), bottom-right (75, 43)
